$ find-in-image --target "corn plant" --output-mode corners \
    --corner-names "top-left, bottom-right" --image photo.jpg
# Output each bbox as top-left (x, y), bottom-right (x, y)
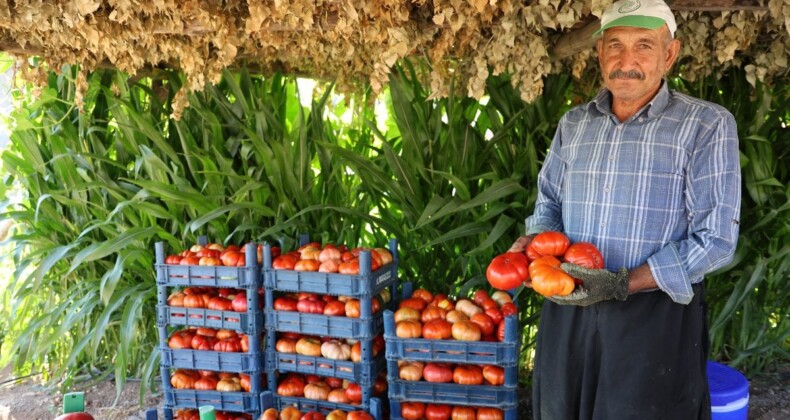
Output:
top-left (672, 71), bottom-right (790, 374)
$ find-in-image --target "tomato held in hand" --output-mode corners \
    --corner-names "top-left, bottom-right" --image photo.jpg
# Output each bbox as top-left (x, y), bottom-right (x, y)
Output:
top-left (563, 242), bottom-right (605, 270)
top-left (486, 252), bottom-right (530, 290)
top-left (529, 255), bottom-right (575, 297)
top-left (526, 231), bottom-right (571, 260)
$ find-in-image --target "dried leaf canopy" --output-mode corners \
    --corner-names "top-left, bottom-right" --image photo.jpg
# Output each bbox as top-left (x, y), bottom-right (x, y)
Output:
top-left (1, 0), bottom-right (788, 108)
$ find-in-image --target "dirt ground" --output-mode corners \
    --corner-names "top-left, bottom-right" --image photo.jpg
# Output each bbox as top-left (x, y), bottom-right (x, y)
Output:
top-left (1, 364), bottom-right (788, 420)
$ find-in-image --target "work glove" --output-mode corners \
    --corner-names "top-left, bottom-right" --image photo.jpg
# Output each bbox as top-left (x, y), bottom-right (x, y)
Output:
top-left (547, 263), bottom-right (629, 306)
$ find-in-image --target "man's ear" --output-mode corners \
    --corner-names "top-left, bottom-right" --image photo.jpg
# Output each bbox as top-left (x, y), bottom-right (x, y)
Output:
top-left (665, 38), bottom-right (681, 70)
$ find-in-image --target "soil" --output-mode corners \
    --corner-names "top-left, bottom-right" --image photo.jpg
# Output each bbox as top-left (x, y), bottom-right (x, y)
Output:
top-left (1, 364), bottom-right (788, 420)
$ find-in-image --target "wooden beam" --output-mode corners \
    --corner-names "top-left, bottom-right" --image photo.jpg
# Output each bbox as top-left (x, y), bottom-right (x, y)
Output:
top-left (552, 20), bottom-right (600, 60)
top-left (550, 0), bottom-right (769, 59)
top-left (670, 0), bottom-right (768, 11)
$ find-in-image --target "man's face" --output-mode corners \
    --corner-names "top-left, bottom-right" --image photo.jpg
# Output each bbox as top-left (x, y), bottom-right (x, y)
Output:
top-left (597, 25), bottom-right (680, 105)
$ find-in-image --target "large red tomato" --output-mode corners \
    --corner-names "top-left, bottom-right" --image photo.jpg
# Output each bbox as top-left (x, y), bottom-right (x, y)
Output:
top-left (526, 231), bottom-right (571, 259)
top-left (453, 365), bottom-right (484, 385)
top-left (425, 404), bottom-right (452, 420)
top-left (401, 402), bottom-right (426, 420)
top-left (563, 242), bottom-right (605, 270)
top-left (54, 414), bottom-right (95, 420)
top-left (486, 252), bottom-right (529, 290)
top-left (423, 363), bottom-right (454, 383)
top-left (529, 255), bottom-right (575, 297)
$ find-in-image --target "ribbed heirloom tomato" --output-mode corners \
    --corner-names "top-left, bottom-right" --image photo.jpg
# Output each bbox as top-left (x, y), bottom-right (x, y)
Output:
top-left (563, 242), bottom-right (605, 270)
top-left (486, 252), bottom-right (530, 290)
top-left (529, 255), bottom-right (575, 297)
top-left (526, 231), bottom-right (571, 260)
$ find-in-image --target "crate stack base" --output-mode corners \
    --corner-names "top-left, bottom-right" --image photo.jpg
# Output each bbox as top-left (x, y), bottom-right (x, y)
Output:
top-left (264, 235), bottom-right (399, 420)
top-left (155, 238), bottom-right (266, 419)
top-left (385, 282), bottom-right (520, 420)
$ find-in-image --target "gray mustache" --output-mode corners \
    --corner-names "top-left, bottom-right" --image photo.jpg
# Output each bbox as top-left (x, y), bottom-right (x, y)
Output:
top-left (608, 69), bottom-right (645, 80)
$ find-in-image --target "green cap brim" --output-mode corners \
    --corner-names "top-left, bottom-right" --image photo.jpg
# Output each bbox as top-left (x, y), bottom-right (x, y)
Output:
top-left (593, 16), bottom-right (666, 38)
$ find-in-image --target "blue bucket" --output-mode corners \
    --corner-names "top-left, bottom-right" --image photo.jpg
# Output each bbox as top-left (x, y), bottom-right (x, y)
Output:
top-left (707, 361), bottom-right (749, 420)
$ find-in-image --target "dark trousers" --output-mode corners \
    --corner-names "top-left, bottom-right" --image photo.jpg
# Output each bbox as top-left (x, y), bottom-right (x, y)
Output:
top-left (532, 283), bottom-right (711, 420)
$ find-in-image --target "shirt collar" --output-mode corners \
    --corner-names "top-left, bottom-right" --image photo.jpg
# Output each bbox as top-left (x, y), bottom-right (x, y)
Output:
top-left (589, 80), bottom-right (672, 121)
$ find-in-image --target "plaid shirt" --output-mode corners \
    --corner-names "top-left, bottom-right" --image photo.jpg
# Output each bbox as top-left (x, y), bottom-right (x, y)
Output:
top-left (527, 82), bottom-right (741, 304)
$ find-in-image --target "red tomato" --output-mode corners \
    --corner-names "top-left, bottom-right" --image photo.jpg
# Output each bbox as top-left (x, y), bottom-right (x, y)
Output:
top-left (294, 259), bottom-right (321, 272)
top-left (423, 363), bottom-right (454, 383)
top-left (347, 412), bottom-right (374, 420)
top-left (563, 242), bottom-right (605, 270)
top-left (526, 231), bottom-right (570, 259)
top-left (272, 255), bottom-right (298, 270)
top-left (477, 408), bottom-right (504, 420)
top-left (345, 383), bottom-right (362, 403)
top-left (274, 297), bottom-right (298, 311)
top-left (231, 292), bottom-right (248, 312)
top-left (485, 307), bottom-right (503, 326)
top-left (422, 319), bottom-right (453, 340)
top-left (451, 406), bottom-right (477, 420)
top-left (400, 297), bottom-right (428, 312)
top-left (470, 313), bottom-right (496, 336)
top-left (472, 289), bottom-right (490, 306)
top-left (500, 302), bottom-right (517, 317)
top-left (54, 414), bottom-right (95, 420)
top-left (412, 288), bottom-right (434, 303)
top-left (296, 299), bottom-right (326, 314)
top-left (486, 252), bottom-right (530, 290)
top-left (425, 404), bottom-right (452, 420)
top-left (401, 402), bottom-right (426, 420)
top-left (301, 413), bottom-right (325, 420)
top-left (483, 365), bottom-right (505, 386)
top-left (453, 365), bottom-right (484, 385)
top-left (497, 318), bottom-right (507, 342)
top-left (323, 300), bottom-right (346, 316)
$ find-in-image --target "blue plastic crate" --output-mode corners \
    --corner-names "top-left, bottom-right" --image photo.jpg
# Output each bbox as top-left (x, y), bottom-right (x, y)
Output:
top-left (264, 265), bottom-right (397, 297)
top-left (160, 347), bottom-right (264, 373)
top-left (387, 357), bottom-right (518, 388)
top-left (163, 389), bottom-right (261, 414)
top-left (155, 241), bottom-right (261, 288)
top-left (382, 311), bottom-right (520, 365)
top-left (262, 238), bottom-right (398, 298)
top-left (389, 399), bottom-right (517, 420)
top-left (158, 305), bottom-right (263, 334)
top-left (156, 264), bottom-right (260, 288)
top-left (266, 350), bottom-right (386, 384)
top-left (265, 310), bottom-right (384, 339)
top-left (269, 393), bottom-right (384, 420)
top-left (387, 379), bottom-right (517, 408)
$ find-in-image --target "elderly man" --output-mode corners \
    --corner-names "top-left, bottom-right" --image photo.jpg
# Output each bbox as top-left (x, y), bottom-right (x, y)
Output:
top-left (510, 0), bottom-right (742, 418)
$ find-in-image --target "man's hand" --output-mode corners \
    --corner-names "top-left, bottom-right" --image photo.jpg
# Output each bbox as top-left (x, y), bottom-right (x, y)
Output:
top-left (547, 263), bottom-right (629, 306)
top-left (509, 235), bottom-right (536, 253)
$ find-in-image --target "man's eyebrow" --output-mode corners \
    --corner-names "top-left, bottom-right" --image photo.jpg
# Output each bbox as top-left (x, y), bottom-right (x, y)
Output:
top-left (605, 36), bottom-right (659, 45)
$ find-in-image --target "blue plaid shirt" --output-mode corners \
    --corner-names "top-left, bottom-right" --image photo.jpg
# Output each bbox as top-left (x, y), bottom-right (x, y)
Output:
top-left (526, 82), bottom-right (741, 304)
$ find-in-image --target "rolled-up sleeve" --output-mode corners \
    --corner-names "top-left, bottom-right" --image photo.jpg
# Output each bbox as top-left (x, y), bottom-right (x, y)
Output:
top-left (648, 110), bottom-right (741, 304)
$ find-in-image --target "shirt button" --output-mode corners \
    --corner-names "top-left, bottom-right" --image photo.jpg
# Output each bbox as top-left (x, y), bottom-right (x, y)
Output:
top-left (609, 155), bottom-right (614, 161)
top-left (604, 187), bottom-right (610, 193)
top-left (615, 125), bottom-right (622, 130)
top-left (600, 222), bottom-right (606, 227)
top-left (639, 117), bottom-right (645, 122)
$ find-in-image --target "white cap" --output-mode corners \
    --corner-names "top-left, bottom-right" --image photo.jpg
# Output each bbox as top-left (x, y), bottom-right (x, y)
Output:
top-left (594, 0), bottom-right (677, 38)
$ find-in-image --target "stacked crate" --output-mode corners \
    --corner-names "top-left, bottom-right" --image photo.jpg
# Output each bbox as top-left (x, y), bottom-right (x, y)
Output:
top-left (263, 236), bottom-right (398, 419)
top-left (384, 283), bottom-right (520, 420)
top-left (155, 240), bottom-right (265, 420)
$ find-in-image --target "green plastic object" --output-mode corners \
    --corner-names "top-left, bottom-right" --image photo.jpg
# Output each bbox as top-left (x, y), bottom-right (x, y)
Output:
top-left (199, 405), bottom-right (216, 420)
top-left (63, 392), bottom-right (85, 414)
